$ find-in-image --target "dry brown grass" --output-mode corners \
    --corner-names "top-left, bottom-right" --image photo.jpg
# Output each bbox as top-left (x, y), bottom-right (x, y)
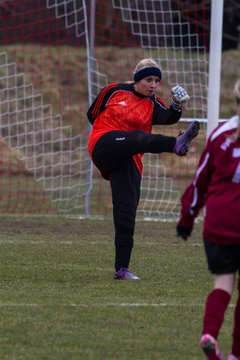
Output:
top-left (0, 45), bottom-right (238, 179)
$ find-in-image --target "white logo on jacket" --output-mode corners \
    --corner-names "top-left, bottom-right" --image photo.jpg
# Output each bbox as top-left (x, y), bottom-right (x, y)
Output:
top-left (220, 137), bottom-right (235, 151)
top-left (115, 137), bottom-right (125, 141)
top-left (118, 101), bottom-right (127, 106)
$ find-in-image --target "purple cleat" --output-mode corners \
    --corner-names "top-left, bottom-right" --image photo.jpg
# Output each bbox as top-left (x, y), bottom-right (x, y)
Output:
top-left (114, 268), bottom-right (141, 280)
top-left (174, 121), bottom-right (200, 156)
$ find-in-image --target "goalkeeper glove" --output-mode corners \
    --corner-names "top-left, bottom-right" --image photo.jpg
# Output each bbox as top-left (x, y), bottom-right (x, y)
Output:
top-left (171, 85), bottom-right (190, 108)
top-left (176, 224), bottom-right (192, 241)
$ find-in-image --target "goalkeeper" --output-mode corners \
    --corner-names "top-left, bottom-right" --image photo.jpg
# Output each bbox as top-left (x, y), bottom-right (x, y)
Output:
top-left (87, 58), bottom-right (199, 280)
top-left (177, 79), bottom-right (240, 360)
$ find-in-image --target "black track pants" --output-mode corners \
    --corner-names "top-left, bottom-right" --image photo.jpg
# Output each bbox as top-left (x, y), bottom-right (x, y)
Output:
top-left (110, 158), bottom-right (141, 270)
top-left (92, 130), bottom-right (176, 175)
top-left (92, 130), bottom-right (176, 270)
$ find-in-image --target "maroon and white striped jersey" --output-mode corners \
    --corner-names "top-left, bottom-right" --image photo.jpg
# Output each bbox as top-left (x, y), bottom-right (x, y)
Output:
top-left (178, 115), bottom-right (240, 244)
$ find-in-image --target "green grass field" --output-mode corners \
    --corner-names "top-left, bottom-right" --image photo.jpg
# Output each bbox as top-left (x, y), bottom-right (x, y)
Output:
top-left (0, 216), bottom-right (236, 360)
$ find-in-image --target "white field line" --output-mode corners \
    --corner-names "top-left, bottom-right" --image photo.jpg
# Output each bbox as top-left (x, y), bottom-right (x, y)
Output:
top-left (0, 303), bottom-right (235, 308)
top-left (0, 240), bottom-right (73, 245)
top-left (0, 240), bottom-right (202, 246)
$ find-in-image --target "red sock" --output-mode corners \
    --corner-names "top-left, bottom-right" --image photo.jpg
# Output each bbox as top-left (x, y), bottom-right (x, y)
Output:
top-left (231, 279), bottom-right (240, 357)
top-left (202, 288), bottom-right (231, 339)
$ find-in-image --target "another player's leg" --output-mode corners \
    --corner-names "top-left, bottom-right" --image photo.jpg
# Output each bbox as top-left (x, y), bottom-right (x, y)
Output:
top-left (200, 278), bottom-right (232, 359)
top-left (201, 241), bottom-right (235, 360)
top-left (227, 278), bottom-right (240, 360)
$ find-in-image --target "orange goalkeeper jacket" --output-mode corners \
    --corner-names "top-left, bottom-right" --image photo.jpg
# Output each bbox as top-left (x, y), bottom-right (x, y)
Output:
top-left (87, 82), bottom-right (181, 176)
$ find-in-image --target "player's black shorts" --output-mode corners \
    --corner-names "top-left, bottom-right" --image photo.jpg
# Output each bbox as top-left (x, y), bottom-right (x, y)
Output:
top-left (203, 238), bottom-right (240, 275)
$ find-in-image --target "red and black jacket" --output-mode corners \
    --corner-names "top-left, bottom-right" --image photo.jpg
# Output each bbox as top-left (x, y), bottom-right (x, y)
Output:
top-left (87, 82), bottom-right (181, 175)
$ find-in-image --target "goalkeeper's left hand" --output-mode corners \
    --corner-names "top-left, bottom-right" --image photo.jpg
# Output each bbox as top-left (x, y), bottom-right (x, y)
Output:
top-left (176, 224), bottom-right (192, 241)
top-left (171, 85), bottom-right (190, 106)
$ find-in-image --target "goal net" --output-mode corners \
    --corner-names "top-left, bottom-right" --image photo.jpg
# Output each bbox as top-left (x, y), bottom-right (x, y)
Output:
top-left (0, 0), bottom-right (210, 218)
top-left (88, 0), bottom-right (209, 220)
top-left (0, 0), bottom-right (91, 215)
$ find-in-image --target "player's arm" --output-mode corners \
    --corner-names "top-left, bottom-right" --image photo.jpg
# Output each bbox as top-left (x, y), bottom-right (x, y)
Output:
top-left (87, 83), bottom-right (118, 125)
top-left (152, 85), bottom-right (190, 125)
top-left (152, 97), bottom-right (182, 125)
top-left (177, 142), bottom-right (213, 240)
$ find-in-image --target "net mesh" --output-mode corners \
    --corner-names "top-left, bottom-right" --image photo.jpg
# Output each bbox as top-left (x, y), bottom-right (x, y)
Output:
top-left (0, 0), bottom-right (210, 218)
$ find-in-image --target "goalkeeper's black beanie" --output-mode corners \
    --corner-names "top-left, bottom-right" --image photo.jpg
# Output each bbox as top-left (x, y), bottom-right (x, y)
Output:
top-left (133, 67), bottom-right (162, 83)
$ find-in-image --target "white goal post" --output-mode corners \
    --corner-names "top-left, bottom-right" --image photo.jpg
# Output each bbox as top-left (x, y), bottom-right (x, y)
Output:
top-left (207, 0), bottom-right (224, 137)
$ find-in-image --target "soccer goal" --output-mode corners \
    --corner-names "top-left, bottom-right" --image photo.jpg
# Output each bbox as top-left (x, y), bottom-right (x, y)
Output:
top-left (86, 0), bottom-right (223, 220)
top-left (0, 0), bottom-right (223, 219)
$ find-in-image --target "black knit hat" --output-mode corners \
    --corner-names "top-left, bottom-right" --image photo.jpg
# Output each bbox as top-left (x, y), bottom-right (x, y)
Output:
top-left (133, 67), bottom-right (162, 83)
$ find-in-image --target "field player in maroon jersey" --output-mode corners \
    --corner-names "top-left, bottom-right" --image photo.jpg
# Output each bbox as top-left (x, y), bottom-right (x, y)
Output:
top-left (177, 79), bottom-right (240, 360)
top-left (87, 58), bottom-right (199, 280)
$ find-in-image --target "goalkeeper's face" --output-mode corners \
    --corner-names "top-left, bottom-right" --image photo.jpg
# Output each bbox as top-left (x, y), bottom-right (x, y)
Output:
top-left (134, 76), bottom-right (161, 97)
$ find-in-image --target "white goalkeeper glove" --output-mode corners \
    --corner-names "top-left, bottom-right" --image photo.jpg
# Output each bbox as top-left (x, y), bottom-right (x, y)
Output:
top-left (171, 85), bottom-right (190, 110)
